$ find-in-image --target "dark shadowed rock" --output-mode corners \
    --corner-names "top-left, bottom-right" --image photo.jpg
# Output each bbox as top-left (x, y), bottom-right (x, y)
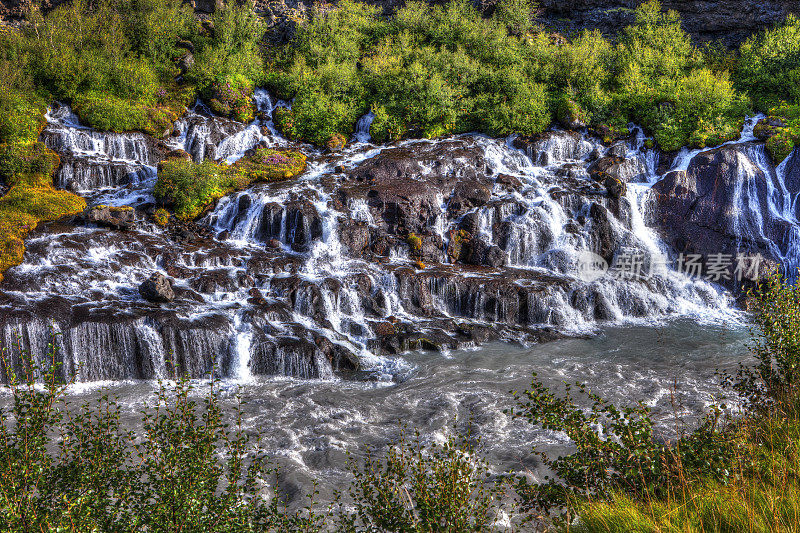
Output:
top-left (139, 273), bottom-right (175, 303)
top-left (650, 143), bottom-right (786, 291)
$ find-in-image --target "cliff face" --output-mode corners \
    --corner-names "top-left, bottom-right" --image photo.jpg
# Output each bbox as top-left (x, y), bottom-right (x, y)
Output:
top-left (538, 0), bottom-right (799, 46)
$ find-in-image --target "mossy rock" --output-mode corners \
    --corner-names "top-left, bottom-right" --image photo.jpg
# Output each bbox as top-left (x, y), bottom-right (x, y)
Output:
top-left (155, 149), bottom-right (307, 221)
top-left (0, 185), bottom-right (85, 282)
top-left (766, 131), bottom-right (796, 164)
top-left (230, 148), bottom-right (307, 184)
top-left (207, 76), bottom-right (256, 123)
top-left (406, 233), bottom-right (423, 252)
top-left (152, 207), bottom-right (171, 227)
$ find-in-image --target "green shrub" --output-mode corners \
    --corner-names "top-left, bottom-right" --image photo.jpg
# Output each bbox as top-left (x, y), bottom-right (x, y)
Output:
top-left (72, 91), bottom-right (178, 137)
top-left (494, 0), bottom-right (537, 36)
top-left (187, 0), bottom-right (266, 99)
top-left (338, 428), bottom-right (506, 531)
top-left (508, 374), bottom-right (734, 520)
top-left (737, 15), bottom-right (800, 109)
top-left (725, 271), bottom-right (800, 415)
top-left (0, 142), bottom-right (60, 185)
top-left (0, 342), bottom-right (328, 532)
top-left (207, 74), bottom-right (256, 123)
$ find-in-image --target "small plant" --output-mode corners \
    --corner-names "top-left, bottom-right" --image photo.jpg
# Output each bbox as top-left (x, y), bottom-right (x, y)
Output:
top-left (406, 233), bottom-right (423, 252)
top-left (152, 207), bottom-right (170, 227)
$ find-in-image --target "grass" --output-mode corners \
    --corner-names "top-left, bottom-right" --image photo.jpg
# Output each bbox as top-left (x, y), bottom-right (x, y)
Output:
top-left (571, 413), bottom-right (800, 533)
top-left (154, 148), bottom-right (306, 220)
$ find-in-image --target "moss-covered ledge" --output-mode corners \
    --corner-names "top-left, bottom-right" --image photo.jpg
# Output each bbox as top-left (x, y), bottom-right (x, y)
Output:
top-left (0, 142), bottom-right (86, 283)
top-left (154, 148), bottom-right (307, 221)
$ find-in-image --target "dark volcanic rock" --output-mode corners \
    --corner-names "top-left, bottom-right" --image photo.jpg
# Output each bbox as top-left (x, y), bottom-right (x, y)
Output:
top-left (650, 143), bottom-right (784, 290)
top-left (139, 273), bottom-right (176, 303)
top-left (340, 138), bottom-right (493, 235)
top-left (536, 0), bottom-right (798, 47)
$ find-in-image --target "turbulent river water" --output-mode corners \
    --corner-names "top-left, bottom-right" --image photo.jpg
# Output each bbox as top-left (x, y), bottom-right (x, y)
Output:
top-left (42, 318), bottom-right (750, 506)
top-left (1, 88), bottom-right (797, 505)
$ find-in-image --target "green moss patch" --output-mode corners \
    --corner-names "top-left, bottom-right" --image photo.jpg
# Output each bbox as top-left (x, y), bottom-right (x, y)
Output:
top-left (0, 145), bottom-right (86, 282)
top-left (754, 105), bottom-right (800, 163)
top-left (155, 148), bottom-right (306, 221)
top-left (206, 75), bottom-right (256, 124)
top-left (0, 142), bottom-right (60, 186)
top-left (71, 86), bottom-right (195, 138)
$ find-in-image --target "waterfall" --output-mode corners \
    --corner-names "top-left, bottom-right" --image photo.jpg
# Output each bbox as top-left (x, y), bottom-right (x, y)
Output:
top-left (13, 90), bottom-right (795, 385)
top-left (354, 111), bottom-right (376, 143)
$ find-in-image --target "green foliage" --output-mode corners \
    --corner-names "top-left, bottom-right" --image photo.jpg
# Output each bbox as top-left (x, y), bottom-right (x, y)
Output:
top-left (155, 149), bottom-right (306, 220)
top-left (187, 0), bottom-right (266, 107)
top-left (737, 15), bottom-right (800, 110)
top-left (269, 0), bottom-right (750, 151)
top-left (152, 207), bottom-right (170, 227)
top-left (338, 428), bottom-right (505, 532)
top-left (508, 374), bottom-right (733, 520)
top-left (155, 158), bottom-right (227, 220)
top-left (613, 1), bottom-right (747, 150)
top-left (494, 0), bottom-right (537, 36)
top-left (207, 74), bottom-right (256, 123)
top-left (0, 341), bottom-right (327, 532)
top-left (724, 271), bottom-right (800, 415)
top-left (0, 142), bottom-right (59, 185)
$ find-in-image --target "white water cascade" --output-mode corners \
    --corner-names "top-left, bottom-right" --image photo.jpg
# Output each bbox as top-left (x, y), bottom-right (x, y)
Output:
top-left (6, 93), bottom-right (799, 385)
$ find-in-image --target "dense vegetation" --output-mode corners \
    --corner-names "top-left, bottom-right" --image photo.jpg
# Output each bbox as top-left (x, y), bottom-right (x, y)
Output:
top-left (154, 148), bottom-right (306, 220)
top-left (268, 0), bottom-right (757, 151)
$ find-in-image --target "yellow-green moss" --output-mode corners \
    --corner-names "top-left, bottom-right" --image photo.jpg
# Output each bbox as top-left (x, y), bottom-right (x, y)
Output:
top-left (0, 154), bottom-right (86, 282)
top-left (152, 207), bottom-right (170, 227)
top-left (154, 148), bottom-right (307, 221)
top-left (406, 233), bottom-right (423, 251)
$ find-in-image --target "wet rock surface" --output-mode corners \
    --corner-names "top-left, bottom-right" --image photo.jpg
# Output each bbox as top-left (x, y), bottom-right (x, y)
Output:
top-left (650, 142), bottom-right (799, 292)
top-left (2, 99), bottom-right (794, 384)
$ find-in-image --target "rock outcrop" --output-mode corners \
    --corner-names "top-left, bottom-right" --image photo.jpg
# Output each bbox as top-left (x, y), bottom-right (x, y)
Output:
top-left (650, 143), bottom-right (793, 291)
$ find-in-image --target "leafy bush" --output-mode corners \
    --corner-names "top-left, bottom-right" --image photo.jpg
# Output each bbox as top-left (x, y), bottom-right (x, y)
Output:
top-left (0, 142), bottom-right (60, 185)
top-left (188, 0), bottom-right (266, 110)
top-left (0, 143), bottom-right (85, 282)
top-left (0, 342), bottom-right (327, 532)
top-left (207, 74), bottom-right (256, 123)
top-left (339, 429), bottom-right (506, 531)
top-left (737, 15), bottom-right (800, 109)
top-left (725, 271), bottom-right (800, 415)
top-left (507, 375), bottom-right (734, 520)
top-left (268, 0), bottom-right (751, 151)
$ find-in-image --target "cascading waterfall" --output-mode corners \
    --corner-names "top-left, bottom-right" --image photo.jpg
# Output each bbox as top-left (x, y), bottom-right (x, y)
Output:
top-left (5, 94), bottom-right (798, 385)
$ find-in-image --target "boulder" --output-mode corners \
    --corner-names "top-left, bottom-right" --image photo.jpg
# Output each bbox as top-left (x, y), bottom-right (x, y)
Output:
top-left (139, 273), bottom-right (175, 303)
top-left (588, 154), bottom-right (649, 184)
top-left (84, 205), bottom-right (136, 230)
